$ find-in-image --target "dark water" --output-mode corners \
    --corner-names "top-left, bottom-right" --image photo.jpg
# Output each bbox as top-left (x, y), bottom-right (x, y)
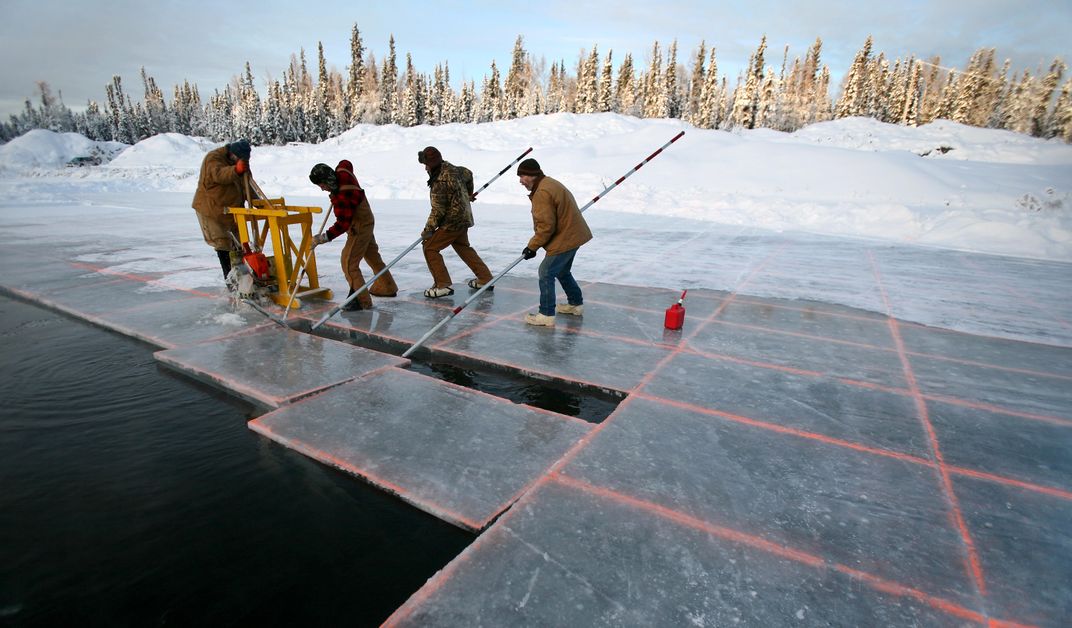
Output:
top-left (0, 295), bottom-right (471, 627)
top-left (406, 360), bottom-right (620, 424)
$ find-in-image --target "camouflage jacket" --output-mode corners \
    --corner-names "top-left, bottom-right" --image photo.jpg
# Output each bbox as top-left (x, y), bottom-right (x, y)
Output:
top-left (424, 161), bottom-right (475, 232)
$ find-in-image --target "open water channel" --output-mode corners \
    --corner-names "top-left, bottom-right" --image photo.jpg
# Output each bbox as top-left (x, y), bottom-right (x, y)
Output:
top-left (0, 295), bottom-right (471, 626)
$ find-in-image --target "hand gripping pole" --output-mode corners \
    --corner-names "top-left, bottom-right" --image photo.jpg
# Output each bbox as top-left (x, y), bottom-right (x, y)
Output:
top-left (310, 147), bottom-right (535, 331)
top-left (402, 131), bottom-right (685, 358)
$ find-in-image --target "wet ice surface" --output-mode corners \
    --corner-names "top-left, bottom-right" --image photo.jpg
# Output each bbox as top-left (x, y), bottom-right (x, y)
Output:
top-left (156, 326), bottom-right (408, 408)
top-left (251, 369), bottom-right (592, 531)
top-left (0, 191), bottom-right (1068, 346)
top-left (1, 192), bottom-right (1070, 626)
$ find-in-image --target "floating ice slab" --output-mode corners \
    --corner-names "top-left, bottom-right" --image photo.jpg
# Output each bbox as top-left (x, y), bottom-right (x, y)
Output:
top-left (386, 480), bottom-right (985, 626)
top-left (155, 326), bottom-right (407, 408)
top-left (250, 368), bottom-right (592, 531)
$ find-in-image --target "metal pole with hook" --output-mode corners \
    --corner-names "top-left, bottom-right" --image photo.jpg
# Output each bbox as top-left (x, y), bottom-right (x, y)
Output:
top-left (280, 202), bottom-right (334, 320)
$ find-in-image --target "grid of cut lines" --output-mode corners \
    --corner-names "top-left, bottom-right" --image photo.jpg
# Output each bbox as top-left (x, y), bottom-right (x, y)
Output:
top-left (48, 252), bottom-right (1071, 626)
top-left (414, 243), bottom-right (1070, 626)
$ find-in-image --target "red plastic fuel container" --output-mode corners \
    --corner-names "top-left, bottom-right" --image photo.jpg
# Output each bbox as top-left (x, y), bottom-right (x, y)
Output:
top-left (664, 290), bottom-right (687, 330)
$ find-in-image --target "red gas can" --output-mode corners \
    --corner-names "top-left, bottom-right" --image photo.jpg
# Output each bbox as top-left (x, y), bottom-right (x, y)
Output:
top-left (664, 290), bottom-right (687, 330)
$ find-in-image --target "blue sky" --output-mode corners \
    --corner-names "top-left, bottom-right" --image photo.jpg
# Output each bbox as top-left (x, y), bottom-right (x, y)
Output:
top-left (1, 0), bottom-right (1069, 118)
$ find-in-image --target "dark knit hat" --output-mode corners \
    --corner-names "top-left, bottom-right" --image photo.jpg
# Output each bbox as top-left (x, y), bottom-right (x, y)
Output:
top-left (417, 146), bottom-right (442, 168)
top-left (228, 139), bottom-right (251, 160)
top-left (309, 163), bottom-right (336, 188)
top-left (516, 158), bottom-right (542, 176)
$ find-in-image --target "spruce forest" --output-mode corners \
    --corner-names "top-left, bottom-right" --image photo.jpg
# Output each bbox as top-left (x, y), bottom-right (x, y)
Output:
top-left (2, 27), bottom-right (1069, 144)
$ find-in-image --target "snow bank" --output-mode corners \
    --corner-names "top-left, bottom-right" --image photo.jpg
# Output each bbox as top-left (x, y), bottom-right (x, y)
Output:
top-left (105, 133), bottom-right (216, 170)
top-left (2, 114), bottom-right (1070, 260)
top-left (0, 129), bottom-right (125, 172)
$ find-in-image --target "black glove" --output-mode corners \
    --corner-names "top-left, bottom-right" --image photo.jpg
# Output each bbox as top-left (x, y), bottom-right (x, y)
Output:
top-left (522, 247), bottom-right (537, 260)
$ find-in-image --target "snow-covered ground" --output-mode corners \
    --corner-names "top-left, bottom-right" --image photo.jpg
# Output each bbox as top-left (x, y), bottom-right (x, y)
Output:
top-left (1, 113), bottom-right (1070, 345)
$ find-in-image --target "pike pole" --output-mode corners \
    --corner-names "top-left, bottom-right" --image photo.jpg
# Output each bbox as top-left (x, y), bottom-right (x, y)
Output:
top-left (280, 202), bottom-right (334, 320)
top-left (402, 130), bottom-right (685, 359)
top-left (310, 147), bottom-right (535, 331)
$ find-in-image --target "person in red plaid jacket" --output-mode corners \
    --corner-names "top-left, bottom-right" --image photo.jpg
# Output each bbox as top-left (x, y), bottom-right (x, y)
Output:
top-left (308, 160), bottom-right (398, 311)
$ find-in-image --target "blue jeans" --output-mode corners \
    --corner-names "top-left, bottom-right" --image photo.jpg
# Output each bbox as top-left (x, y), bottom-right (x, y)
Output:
top-left (538, 247), bottom-right (582, 316)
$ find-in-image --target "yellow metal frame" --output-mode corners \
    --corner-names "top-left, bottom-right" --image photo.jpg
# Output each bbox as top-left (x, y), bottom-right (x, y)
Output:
top-left (227, 197), bottom-right (334, 308)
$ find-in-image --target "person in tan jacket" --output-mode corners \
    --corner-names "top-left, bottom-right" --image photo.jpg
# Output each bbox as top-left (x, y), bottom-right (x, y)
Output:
top-left (191, 139), bottom-right (251, 278)
top-left (517, 158), bottom-right (592, 327)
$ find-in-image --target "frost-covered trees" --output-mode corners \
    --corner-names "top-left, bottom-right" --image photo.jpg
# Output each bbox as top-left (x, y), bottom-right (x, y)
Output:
top-left (2, 28), bottom-right (1067, 144)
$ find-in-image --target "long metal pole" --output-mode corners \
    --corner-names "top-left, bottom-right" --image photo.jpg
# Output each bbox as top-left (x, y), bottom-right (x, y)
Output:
top-left (471, 147), bottom-right (532, 198)
top-left (281, 203), bottom-right (334, 320)
top-left (310, 147), bottom-right (535, 331)
top-left (402, 131), bottom-right (685, 359)
top-left (309, 235), bottom-right (425, 330)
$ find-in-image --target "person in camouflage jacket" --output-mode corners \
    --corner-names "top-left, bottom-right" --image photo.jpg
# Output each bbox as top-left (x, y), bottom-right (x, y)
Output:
top-left (417, 146), bottom-right (493, 298)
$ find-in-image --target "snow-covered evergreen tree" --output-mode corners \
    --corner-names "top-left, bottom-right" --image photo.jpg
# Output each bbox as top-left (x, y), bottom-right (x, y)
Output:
top-left (459, 80), bottom-right (476, 123)
top-left (835, 35), bottom-right (872, 118)
top-left (664, 40), bottom-right (681, 118)
top-left (1053, 77), bottom-right (1072, 141)
top-left (544, 61), bottom-right (562, 114)
top-left (642, 41), bottom-right (664, 118)
top-left (480, 60), bottom-right (503, 122)
top-left (730, 36), bottom-right (766, 128)
top-left (935, 69), bottom-right (959, 121)
top-left (900, 60), bottom-right (922, 126)
top-left (1032, 58), bottom-right (1065, 137)
top-left (139, 68), bottom-right (168, 136)
top-left (686, 41), bottom-right (706, 124)
top-left (79, 100), bottom-right (111, 140)
top-left (345, 23), bottom-right (365, 127)
top-left (379, 36), bottom-right (398, 125)
top-left (598, 50), bottom-right (615, 112)
top-left (616, 53), bottom-right (638, 116)
top-left (399, 53), bottom-right (424, 127)
top-left (504, 35), bottom-right (529, 119)
top-left (918, 58), bottom-right (946, 124)
top-left (696, 47), bottom-right (720, 128)
top-left (987, 59), bottom-right (1012, 129)
top-left (578, 46), bottom-right (599, 113)
top-left (104, 75), bottom-right (137, 143)
top-left (755, 66), bottom-right (778, 129)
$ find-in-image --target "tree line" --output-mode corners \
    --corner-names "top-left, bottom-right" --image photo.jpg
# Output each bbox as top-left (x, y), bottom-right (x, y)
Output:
top-left (2, 27), bottom-right (1069, 145)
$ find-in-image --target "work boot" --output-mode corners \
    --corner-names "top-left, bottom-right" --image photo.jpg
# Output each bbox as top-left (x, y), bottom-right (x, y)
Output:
top-left (524, 312), bottom-right (555, 327)
top-left (342, 288), bottom-right (369, 311)
top-left (424, 286), bottom-right (454, 299)
top-left (467, 278), bottom-right (494, 292)
top-left (216, 249), bottom-right (232, 278)
top-left (556, 303), bottom-right (584, 316)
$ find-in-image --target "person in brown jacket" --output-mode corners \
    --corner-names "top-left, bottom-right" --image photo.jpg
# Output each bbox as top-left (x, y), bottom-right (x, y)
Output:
top-left (308, 161), bottom-right (398, 311)
top-left (418, 146), bottom-right (494, 298)
top-left (191, 139), bottom-right (251, 278)
top-left (517, 158), bottom-right (592, 327)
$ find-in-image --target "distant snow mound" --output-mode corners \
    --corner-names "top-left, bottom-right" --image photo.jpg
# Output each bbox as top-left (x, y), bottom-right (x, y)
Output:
top-left (0, 129), bottom-right (126, 171)
top-left (106, 133), bottom-right (217, 170)
top-left (789, 117), bottom-right (1072, 165)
